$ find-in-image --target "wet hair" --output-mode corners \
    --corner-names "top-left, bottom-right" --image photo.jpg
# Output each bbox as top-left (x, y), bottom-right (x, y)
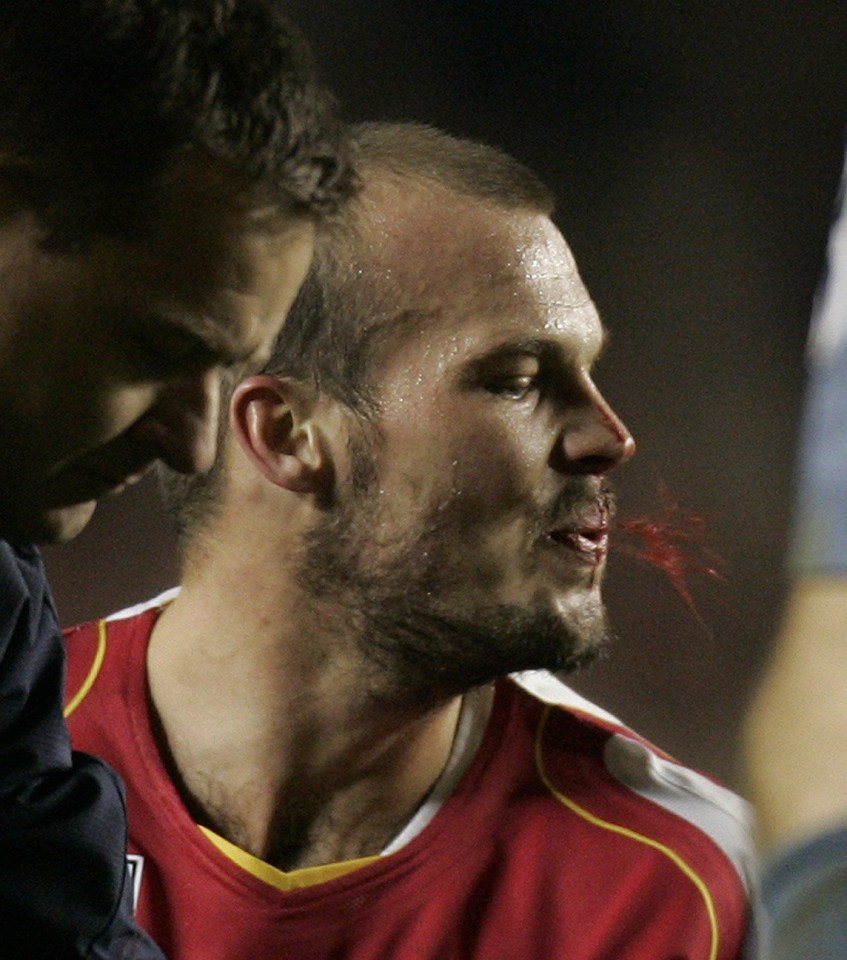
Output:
top-left (162, 121), bottom-right (555, 545)
top-left (0, 0), bottom-right (354, 246)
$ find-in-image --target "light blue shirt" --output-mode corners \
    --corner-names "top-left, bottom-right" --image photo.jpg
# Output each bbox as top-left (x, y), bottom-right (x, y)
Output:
top-left (792, 153), bottom-right (847, 574)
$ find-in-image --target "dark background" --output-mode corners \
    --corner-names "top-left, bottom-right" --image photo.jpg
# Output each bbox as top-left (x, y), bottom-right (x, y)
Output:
top-left (44, 0), bottom-right (847, 789)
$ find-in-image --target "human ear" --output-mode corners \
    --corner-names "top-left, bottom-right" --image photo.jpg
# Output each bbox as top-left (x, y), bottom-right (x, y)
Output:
top-left (229, 375), bottom-right (330, 493)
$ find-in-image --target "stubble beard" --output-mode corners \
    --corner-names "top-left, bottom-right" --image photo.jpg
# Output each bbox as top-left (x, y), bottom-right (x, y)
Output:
top-left (297, 439), bottom-right (612, 705)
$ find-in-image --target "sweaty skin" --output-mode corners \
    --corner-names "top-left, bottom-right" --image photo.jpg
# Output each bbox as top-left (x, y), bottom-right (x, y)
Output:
top-left (148, 179), bottom-right (634, 871)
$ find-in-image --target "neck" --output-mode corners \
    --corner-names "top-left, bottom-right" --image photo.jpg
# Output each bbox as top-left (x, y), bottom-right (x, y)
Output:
top-left (147, 560), bottom-right (468, 871)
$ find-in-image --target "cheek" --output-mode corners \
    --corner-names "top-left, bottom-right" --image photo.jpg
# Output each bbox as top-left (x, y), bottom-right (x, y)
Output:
top-left (99, 383), bottom-right (162, 432)
top-left (378, 399), bottom-right (552, 530)
top-left (452, 435), bottom-right (527, 506)
top-left (434, 418), bottom-right (552, 531)
top-left (62, 377), bottom-right (161, 444)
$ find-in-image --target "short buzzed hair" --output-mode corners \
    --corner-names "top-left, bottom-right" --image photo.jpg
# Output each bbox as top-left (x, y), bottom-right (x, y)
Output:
top-left (0, 0), bottom-right (354, 246)
top-left (259, 122), bottom-right (555, 410)
top-left (163, 121), bottom-right (555, 544)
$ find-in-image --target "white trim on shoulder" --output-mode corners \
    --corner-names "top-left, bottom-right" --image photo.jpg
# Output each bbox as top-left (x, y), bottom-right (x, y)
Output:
top-left (511, 670), bottom-right (758, 896)
top-left (106, 586), bottom-right (181, 622)
top-left (603, 733), bottom-right (758, 895)
top-left (510, 669), bottom-right (623, 726)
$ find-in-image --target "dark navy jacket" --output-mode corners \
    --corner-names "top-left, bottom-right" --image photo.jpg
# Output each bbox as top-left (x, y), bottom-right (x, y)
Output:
top-left (0, 541), bottom-right (164, 959)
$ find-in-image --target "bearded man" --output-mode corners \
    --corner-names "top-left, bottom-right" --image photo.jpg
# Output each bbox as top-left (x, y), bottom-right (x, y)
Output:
top-left (65, 122), bottom-right (755, 959)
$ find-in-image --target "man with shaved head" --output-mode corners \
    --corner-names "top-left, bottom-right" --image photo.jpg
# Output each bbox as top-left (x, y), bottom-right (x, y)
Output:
top-left (66, 123), bottom-right (754, 958)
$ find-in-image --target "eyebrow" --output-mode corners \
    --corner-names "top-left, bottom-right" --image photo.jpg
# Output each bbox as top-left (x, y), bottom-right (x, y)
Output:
top-left (472, 330), bottom-right (611, 366)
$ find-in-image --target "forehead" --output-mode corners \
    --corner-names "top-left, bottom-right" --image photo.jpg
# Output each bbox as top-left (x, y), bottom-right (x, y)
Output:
top-left (364, 184), bottom-right (605, 377)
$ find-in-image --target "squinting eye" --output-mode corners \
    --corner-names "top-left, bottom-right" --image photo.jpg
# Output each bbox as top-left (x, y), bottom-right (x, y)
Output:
top-left (486, 376), bottom-right (538, 400)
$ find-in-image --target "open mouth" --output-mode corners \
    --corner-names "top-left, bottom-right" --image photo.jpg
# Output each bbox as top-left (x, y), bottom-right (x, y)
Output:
top-left (548, 526), bottom-right (609, 564)
top-left (546, 495), bottom-right (613, 566)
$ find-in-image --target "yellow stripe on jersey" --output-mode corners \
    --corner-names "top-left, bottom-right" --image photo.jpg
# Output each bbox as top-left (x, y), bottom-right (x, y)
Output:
top-left (65, 619), bottom-right (108, 718)
top-left (198, 825), bottom-right (380, 891)
top-left (534, 705), bottom-right (720, 960)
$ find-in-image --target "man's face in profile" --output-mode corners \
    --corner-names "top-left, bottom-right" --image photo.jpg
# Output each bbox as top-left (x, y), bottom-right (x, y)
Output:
top-left (300, 195), bottom-right (635, 694)
top-left (0, 156), bottom-right (314, 544)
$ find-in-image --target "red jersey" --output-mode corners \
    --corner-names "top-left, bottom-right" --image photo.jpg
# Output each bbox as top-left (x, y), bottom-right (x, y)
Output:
top-left (65, 600), bottom-right (755, 960)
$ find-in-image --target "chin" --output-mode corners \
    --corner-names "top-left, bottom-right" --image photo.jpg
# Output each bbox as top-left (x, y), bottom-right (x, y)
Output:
top-left (29, 500), bottom-right (99, 545)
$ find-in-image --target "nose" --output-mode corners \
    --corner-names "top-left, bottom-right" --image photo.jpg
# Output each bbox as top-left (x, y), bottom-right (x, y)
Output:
top-left (554, 378), bottom-right (636, 474)
top-left (130, 368), bottom-right (222, 474)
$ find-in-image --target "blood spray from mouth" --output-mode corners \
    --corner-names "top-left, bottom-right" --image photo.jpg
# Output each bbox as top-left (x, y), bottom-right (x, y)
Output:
top-left (611, 485), bottom-right (724, 624)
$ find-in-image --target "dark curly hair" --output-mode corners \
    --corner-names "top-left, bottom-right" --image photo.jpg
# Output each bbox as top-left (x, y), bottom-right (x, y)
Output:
top-left (0, 0), bottom-right (354, 244)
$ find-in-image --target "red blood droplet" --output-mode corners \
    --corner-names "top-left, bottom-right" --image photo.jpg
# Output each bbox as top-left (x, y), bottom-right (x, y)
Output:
top-left (613, 485), bottom-right (725, 624)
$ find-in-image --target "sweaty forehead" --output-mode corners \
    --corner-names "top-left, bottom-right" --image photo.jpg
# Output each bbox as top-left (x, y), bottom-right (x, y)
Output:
top-left (359, 179), bottom-right (600, 349)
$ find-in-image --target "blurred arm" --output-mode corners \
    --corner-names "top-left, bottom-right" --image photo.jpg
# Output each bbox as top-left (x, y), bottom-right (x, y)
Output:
top-left (742, 147), bottom-right (847, 959)
top-left (744, 575), bottom-right (847, 851)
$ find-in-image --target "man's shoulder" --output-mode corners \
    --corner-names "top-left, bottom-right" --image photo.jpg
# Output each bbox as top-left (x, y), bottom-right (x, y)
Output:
top-left (504, 671), bottom-right (757, 896)
top-left (0, 540), bottom-right (39, 577)
top-left (0, 540), bottom-right (55, 641)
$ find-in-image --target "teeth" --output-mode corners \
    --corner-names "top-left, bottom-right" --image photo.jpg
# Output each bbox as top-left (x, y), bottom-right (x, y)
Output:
top-left (548, 529), bottom-right (609, 562)
top-left (550, 528), bottom-right (605, 543)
